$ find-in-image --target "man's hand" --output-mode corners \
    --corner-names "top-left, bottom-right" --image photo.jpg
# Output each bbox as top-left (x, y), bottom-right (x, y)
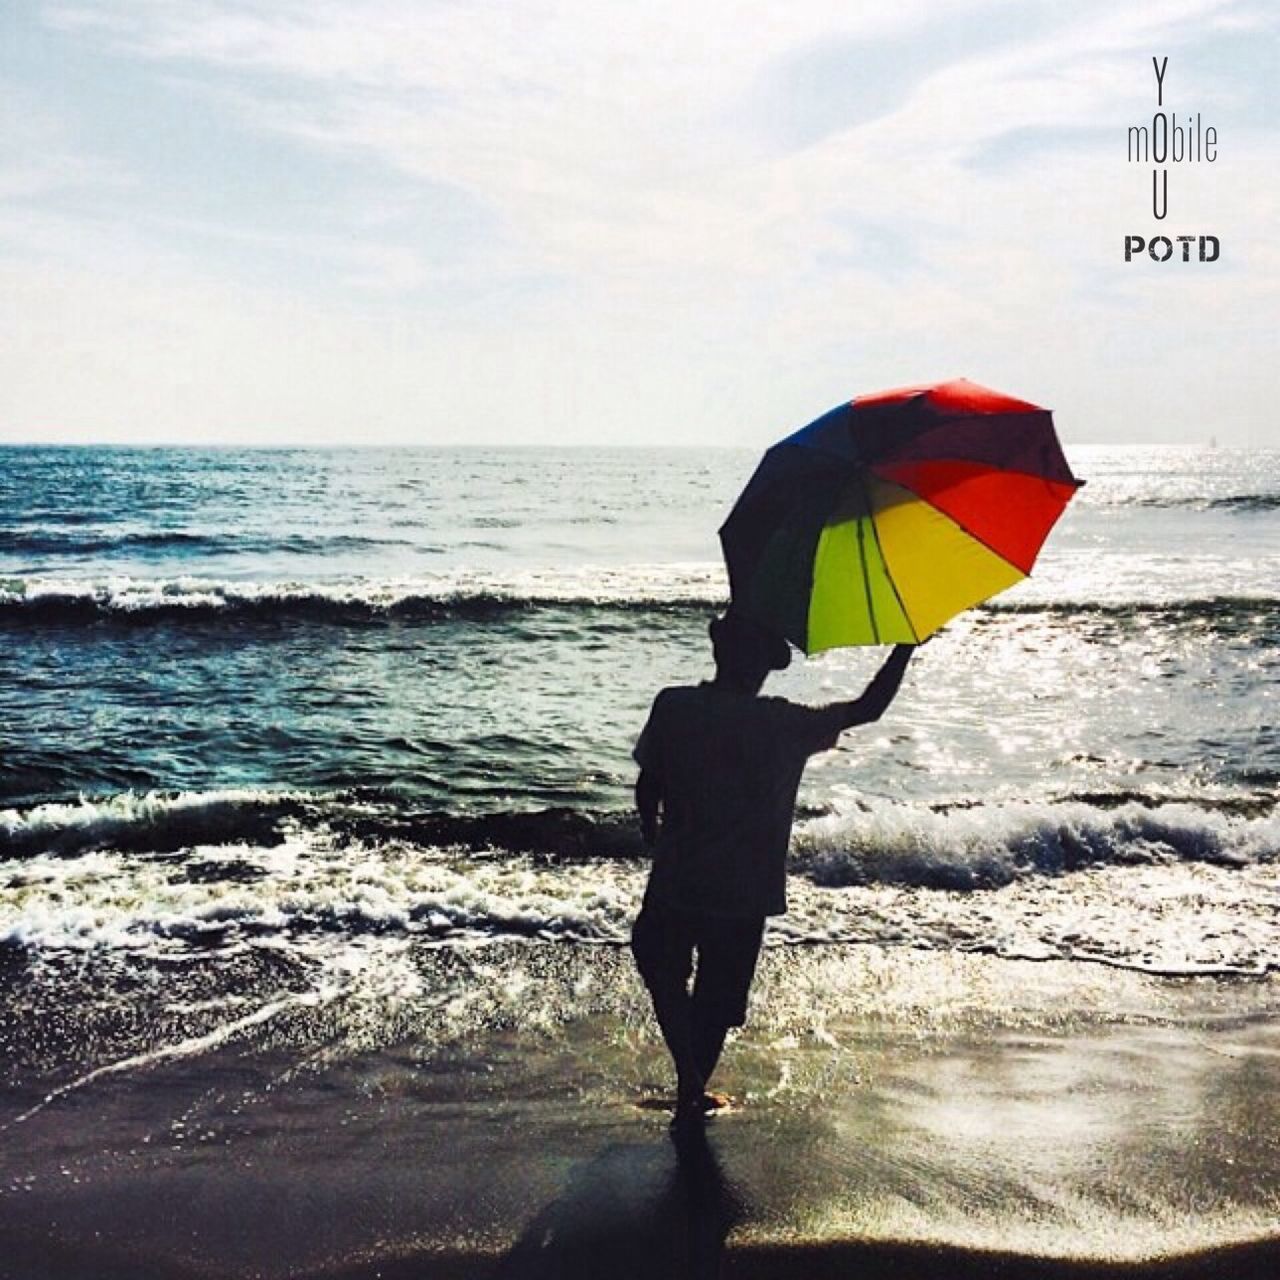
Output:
top-left (817, 641), bottom-right (919, 738)
top-left (636, 769), bottom-right (662, 848)
top-left (857, 642), bottom-right (916, 721)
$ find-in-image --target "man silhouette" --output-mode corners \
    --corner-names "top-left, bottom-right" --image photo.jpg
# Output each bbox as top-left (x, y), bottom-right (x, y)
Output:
top-left (631, 609), bottom-right (915, 1123)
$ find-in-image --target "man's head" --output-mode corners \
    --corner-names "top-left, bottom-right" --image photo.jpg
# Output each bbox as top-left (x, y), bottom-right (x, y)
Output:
top-left (709, 609), bottom-right (791, 691)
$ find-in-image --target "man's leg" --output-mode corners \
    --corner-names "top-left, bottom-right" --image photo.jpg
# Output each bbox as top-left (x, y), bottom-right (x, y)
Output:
top-left (691, 1017), bottom-right (730, 1086)
top-left (690, 914), bottom-right (766, 1089)
top-left (631, 905), bottom-right (704, 1112)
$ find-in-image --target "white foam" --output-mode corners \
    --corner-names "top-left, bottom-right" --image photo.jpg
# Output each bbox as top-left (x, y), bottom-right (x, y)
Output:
top-left (0, 787), bottom-right (297, 855)
top-left (793, 798), bottom-right (1280, 889)
top-left (0, 934), bottom-right (428, 1129)
top-left (0, 565), bottom-right (728, 612)
top-left (0, 832), bottom-right (642, 957)
top-left (5, 799), bottom-right (1279, 975)
top-left (7, 564), bottom-right (1277, 614)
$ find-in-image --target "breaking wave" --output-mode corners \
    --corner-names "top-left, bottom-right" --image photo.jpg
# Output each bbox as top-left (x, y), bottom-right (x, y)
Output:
top-left (1125, 493), bottom-right (1280, 513)
top-left (0, 833), bottom-right (640, 956)
top-left (1, 573), bottom-right (1278, 628)
top-left (3, 792), bottom-right (1278, 975)
top-left (791, 798), bottom-right (1280, 890)
top-left (3, 787), bottom-right (1276, 884)
top-left (0, 528), bottom-right (419, 557)
top-left (0, 789), bottom-right (308, 859)
top-left (0, 790), bottom-right (646, 862)
top-left (0, 569), bottom-right (726, 623)
top-left (1207, 493), bottom-right (1280, 512)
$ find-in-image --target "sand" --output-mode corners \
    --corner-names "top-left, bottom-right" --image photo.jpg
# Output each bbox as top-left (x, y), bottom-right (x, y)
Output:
top-left (2, 942), bottom-right (1279, 1279)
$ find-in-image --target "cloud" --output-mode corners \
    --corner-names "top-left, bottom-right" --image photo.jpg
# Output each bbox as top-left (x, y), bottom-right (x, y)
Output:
top-left (0, 0), bottom-right (1274, 444)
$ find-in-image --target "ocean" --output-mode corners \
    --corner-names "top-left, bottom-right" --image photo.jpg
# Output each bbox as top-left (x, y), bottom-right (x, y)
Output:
top-left (2, 442), bottom-right (1279, 1271)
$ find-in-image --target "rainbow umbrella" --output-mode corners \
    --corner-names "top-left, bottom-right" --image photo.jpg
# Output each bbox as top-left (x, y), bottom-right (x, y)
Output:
top-left (719, 379), bottom-right (1083, 651)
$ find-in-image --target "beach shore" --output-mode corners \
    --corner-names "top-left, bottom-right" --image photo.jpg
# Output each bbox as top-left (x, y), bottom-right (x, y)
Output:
top-left (2, 942), bottom-right (1278, 1280)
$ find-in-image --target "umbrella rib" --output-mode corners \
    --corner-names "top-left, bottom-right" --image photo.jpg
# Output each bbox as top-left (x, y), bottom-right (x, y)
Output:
top-left (933, 507), bottom-right (1040, 577)
top-left (870, 460), bottom-right (1082, 488)
top-left (866, 490), bottom-right (920, 644)
top-left (868, 468), bottom-right (1053, 578)
top-left (853, 500), bottom-right (881, 645)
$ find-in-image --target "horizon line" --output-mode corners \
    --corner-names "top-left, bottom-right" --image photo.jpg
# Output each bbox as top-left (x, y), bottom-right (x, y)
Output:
top-left (0, 437), bottom-right (1237, 451)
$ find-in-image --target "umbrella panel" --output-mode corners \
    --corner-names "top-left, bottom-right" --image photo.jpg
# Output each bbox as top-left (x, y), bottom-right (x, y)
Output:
top-left (742, 504), bottom-right (830, 650)
top-left (808, 489), bottom-right (916, 648)
top-left (729, 456), bottom-right (854, 649)
top-left (875, 412), bottom-right (1075, 483)
top-left (736, 471), bottom-right (1034, 652)
top-left (866, 477), bottom-right (1025, 643)
top-left (872, 458), bottom-right (1079, 575)
top-left (855, 378), bottom-right (1042, 414)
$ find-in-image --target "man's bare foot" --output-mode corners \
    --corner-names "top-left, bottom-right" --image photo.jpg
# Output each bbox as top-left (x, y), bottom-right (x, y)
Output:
top-left (672, 1074), bottom-right (707, 1127)
top-left (671, 1097), bottom-right (706, 1128)
top-left (670, 1091), bottom-right (734, 1127)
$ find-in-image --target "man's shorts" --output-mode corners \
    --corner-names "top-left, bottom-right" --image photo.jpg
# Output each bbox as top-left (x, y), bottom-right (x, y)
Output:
top-left (630, 900), bottom-right (766, 1028)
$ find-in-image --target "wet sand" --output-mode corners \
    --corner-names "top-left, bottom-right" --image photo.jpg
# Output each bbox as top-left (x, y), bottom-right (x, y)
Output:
top-left (2, 943), bottom-right (1279, 1279)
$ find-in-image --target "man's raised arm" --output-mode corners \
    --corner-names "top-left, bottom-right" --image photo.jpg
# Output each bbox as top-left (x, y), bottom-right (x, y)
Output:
top-left (811, 643), bottom-right (916, 745)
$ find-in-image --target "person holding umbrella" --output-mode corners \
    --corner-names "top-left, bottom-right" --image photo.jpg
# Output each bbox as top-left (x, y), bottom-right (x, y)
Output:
top-left (631, 609), bottom-right (915, 1125)
top-left (632, 378), bottom-right (1081, 1125)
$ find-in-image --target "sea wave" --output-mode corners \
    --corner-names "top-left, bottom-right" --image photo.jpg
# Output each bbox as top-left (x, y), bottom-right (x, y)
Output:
top-left (1122, 493), bottom-right (1280, 513)
top-left (0, 833), bottom-right (639, 955)
top-left (0, 788), bottom-right (307, 859)
top-left (0, 568), bottom-right (725, 622)
top-left (0, 528), bottom-right (418, 556)
top-left (0, 789), bottom-right (646, 861)
top-left (4, 788), bottom-right (1276, 886)
top-left (4, 801), bottom-right (1280, 978)
top-left (1207, 494), bottom-right (1280, 512)
top-left (1, 572), bottom-right (1277, 627)
top-left (991, 596), bottom-right (1280, 626)
top-left (791, 798), bottom-right (1280, 890)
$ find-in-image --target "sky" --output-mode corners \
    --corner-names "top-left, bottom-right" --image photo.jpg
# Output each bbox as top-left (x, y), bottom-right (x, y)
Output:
top-left (0, 0), bottom-right (1275, 447)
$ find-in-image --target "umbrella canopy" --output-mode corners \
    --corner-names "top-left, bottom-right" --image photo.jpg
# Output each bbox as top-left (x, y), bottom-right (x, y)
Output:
top-left (719, 379), bottom-right (1083, 652)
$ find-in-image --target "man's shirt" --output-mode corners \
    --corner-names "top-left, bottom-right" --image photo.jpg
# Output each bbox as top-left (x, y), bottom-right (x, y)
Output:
top-left (633, 682), bottom-right (839, 918)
